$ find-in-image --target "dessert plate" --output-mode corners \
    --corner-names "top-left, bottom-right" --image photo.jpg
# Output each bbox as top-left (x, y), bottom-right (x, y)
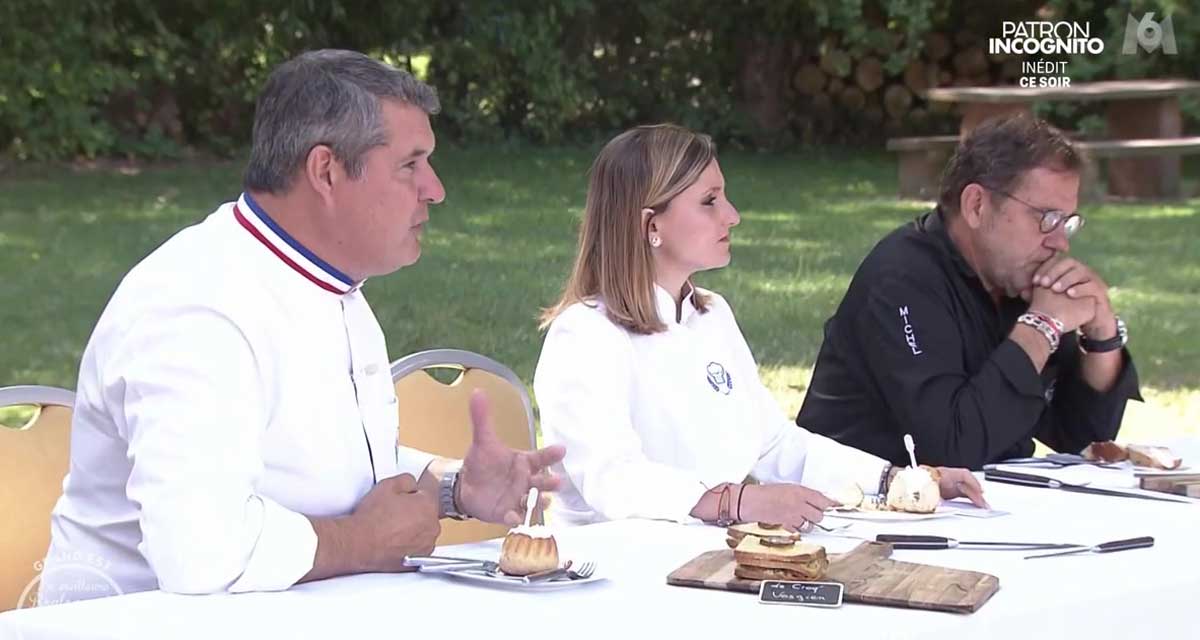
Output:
top-left (827, 505), bottom-right (957, 522)
top-left (437, 564), bottom-right (606, 591)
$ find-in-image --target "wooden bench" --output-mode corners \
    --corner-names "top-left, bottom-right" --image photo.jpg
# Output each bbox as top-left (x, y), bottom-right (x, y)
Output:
top-left (888, 135), bottom-right (1200, 201)
top-left (1077, 137), bottom-right (1200, 199)
top-left (922, 80), bottom-right (1200, 199)
top-left (886, 136), bottom-right (958, 199)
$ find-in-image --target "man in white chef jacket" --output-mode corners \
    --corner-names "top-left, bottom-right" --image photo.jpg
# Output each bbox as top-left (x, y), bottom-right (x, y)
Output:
top-left (36, 49), bottom-right (565, 605)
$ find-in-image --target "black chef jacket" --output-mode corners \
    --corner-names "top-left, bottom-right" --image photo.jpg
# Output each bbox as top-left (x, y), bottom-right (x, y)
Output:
top-left (796, 207), bottom-right (1141, 470)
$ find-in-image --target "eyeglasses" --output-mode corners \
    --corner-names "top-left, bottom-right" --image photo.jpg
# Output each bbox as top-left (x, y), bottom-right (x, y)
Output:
top-left (985, 187), bottom-right (1085, 238)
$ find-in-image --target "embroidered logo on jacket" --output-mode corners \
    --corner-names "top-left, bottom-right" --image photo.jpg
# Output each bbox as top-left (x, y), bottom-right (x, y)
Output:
top-left (706, 362), bottom-right (734, 395)
top-left (898, 306), bottom-right (923, 356)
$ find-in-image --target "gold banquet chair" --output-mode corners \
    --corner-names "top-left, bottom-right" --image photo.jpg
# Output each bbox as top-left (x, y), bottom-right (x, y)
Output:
top-left (0, 385), bottom-right (74, 612)
top-left (391, 349), bottom-right (536, 545)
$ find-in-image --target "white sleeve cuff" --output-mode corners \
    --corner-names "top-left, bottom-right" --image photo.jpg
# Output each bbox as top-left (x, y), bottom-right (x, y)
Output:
top-left (227, 496), bottom-right (318, 593)
top-left (640, 476), bottom-right (708, 525)
top-left (801, 430), bottom-right (889, 496)
top-left (580, 461), bottom-right (709, 524)
top-left (394, 446), bottom-right (437, 481)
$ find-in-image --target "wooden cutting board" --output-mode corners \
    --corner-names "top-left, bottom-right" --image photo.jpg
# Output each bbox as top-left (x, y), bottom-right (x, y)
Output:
top-left (667, 541), bottom-right (999, 614)
top-left (1140, 474), bottom-right (1200, 497)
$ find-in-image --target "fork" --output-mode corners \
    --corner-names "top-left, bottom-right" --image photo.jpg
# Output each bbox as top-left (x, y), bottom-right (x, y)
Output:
top-left (811, 521), bottom-right (854, 532)
top-left (567, 561), bottom-right (596, 580)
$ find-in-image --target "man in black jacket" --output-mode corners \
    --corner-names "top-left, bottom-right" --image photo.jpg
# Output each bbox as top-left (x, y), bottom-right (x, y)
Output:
top-left (797, 115), bottom-right (1140, 469)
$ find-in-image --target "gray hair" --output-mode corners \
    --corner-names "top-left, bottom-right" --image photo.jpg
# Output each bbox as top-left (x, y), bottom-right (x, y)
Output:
top-left (243, 49), bottom-right (440, 194)
top-left (938, 115), bottom-right (1084, 215)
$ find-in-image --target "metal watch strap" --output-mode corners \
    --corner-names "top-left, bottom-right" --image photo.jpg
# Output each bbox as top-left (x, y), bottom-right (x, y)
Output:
top-left (878, 463), bottom-right (894, 496)
top-left (439, 469), bottom-right (468, 521)
top-left (1079, 316), bottom-right (1127, 354)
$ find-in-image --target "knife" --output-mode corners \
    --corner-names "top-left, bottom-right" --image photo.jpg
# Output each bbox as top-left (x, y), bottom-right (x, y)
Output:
top-left (404, 555), bottom-right (499, 573)
top-left (983, 469), bottom-right (1194, 504)
top-left (985, 454), bottom-right (1123, 469)
top-left (876, 534), bottom-right (1081, 551)
top-left (1024, 536), bottom-right (1155, 559)
top-left (523, 560), bottom-right (573, 583)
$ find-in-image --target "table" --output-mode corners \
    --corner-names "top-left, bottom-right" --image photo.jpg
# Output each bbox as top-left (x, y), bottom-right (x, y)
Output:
top-left (2, 475), bottom-right (1198, 640)
top-left (925, 79), bottom-right (1200, 198)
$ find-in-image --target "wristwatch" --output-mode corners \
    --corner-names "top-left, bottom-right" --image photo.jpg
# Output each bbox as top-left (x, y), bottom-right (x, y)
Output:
top-left (877, 463), bottom-right (895, 496)
top-left (439, 469), bottom-right (468, 521)
top-left (1079, 316), bottom-right (1127, 354)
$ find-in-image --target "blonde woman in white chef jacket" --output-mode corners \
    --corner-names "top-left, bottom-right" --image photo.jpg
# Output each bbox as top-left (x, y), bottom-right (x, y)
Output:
top-left (534, 124), bottom-right (987, 528)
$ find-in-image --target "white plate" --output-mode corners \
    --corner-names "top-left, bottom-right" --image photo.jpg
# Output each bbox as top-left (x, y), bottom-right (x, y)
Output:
top-left (827, 506), bottom-right (957, 522)
top-left (436, 566), bottom-right (606, 591)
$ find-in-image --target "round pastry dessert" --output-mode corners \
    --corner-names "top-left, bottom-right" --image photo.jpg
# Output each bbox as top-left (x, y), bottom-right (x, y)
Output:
top-left (498, 525), bottom-right (560, 576)
top-left (885, 465), bottom-right (942, 513)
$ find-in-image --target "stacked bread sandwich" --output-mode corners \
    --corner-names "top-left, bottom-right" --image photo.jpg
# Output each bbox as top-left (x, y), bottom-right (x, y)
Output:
top-left (726, 522), bottom-right (828, 581)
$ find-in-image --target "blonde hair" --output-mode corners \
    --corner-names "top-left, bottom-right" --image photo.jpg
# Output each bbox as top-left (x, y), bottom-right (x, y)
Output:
top-left (541, 123), bottom-right (715, 334)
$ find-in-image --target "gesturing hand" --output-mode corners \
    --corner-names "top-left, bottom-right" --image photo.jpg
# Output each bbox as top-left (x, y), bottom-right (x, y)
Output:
top-left (456, 389), bottom-right (566, 525)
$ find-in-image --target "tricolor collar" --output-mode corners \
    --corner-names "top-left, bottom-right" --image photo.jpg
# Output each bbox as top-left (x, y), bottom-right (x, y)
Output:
top-left (233, 192), bottom-right (360, 295)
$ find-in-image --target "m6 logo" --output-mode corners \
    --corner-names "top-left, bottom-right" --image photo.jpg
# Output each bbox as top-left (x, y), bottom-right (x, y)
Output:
top-left (1123, 13), bottom-right (1178, 55)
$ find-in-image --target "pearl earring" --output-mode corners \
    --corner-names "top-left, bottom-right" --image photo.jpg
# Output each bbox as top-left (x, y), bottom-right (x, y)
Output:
top-left (649, 235), bottom-right (662, 247)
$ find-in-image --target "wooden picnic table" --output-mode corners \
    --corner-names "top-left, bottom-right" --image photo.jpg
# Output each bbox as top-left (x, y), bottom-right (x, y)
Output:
top-left (925, 79), bottom-right (1200, 199)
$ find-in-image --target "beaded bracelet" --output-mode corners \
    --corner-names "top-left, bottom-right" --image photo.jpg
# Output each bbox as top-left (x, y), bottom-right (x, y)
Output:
top-left (714, 483), bottom-right (734, 527)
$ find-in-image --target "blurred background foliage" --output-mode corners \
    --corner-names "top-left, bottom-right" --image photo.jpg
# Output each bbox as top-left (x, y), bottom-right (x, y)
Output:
top-left (1, 0), bottom-right (1196, 161)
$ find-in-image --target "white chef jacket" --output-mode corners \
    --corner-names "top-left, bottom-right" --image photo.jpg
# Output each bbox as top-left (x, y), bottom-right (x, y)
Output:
top-left (533, 285), bottom-right (887, 526)
top-left (38, 193), bottom-right (434, 605)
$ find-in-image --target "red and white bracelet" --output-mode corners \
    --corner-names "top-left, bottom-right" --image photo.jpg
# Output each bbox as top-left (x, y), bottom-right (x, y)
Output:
top-left (1017, 311), bottom-right (1064, 353)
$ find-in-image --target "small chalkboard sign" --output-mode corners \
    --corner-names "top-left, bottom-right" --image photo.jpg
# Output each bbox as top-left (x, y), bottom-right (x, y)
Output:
top-left (758, 581), bottom-right (844, 608)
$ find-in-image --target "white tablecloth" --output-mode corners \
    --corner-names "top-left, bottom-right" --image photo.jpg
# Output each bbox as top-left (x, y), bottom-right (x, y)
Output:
top-left (2, 476), bottom-right (1198, 640)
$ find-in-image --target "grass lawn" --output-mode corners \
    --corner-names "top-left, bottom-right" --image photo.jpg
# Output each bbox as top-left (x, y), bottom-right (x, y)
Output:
top-left (1, 149), bottom-right (1197, 442)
